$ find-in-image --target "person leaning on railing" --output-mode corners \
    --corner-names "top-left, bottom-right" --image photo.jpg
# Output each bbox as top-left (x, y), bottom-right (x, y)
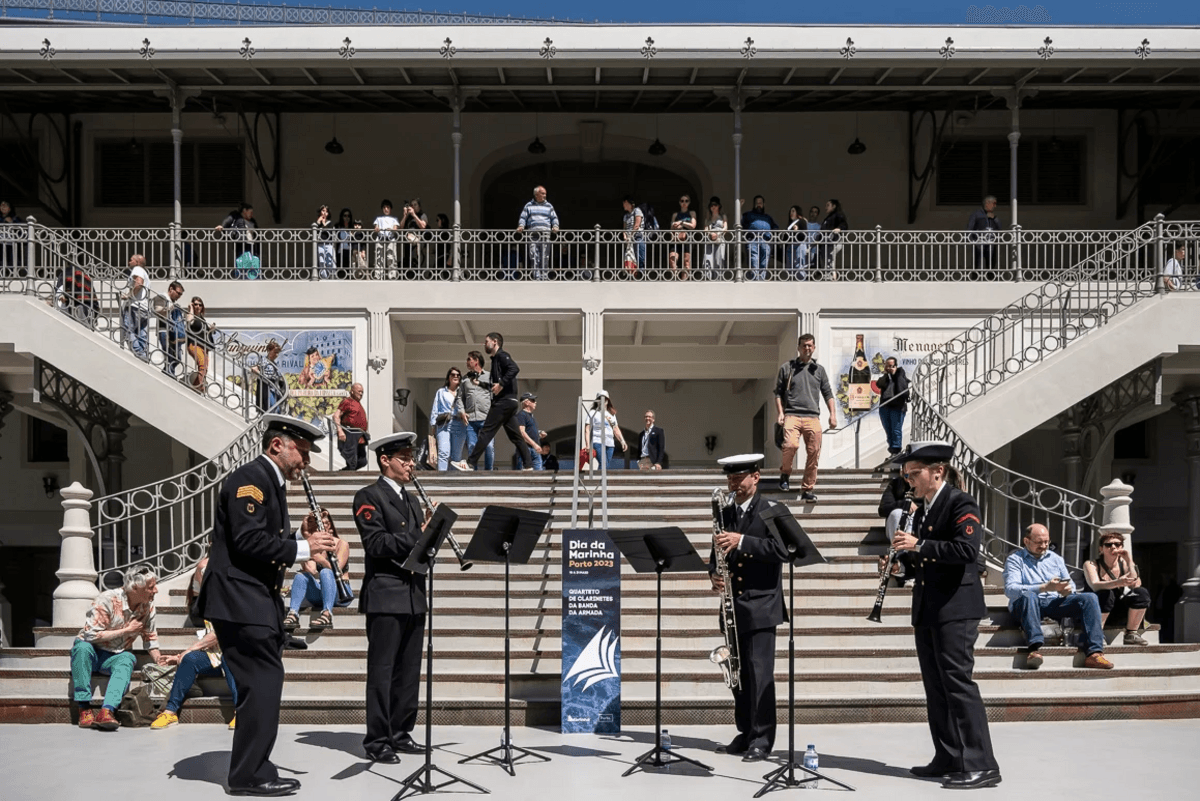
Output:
top-left (518, 185), bottom-right (559, 281)
top-left (1163, 242), bottom-right (1187, 292)
top-left (1083, 532), bottom-right (1150, 646)
top-left (185, 296), bottom-right (216, 394)
top-left (875, 357), bottom-right (910, 456)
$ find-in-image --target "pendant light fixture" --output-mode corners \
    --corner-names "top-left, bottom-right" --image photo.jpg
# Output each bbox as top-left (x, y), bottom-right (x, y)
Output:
top-left (325, 114), bottom-right (344, 155)
top-left (527, 112), bottom-right (546, 155)
top-left (846, 113), bottom-right (866, 156)
top-left (648, 115), bottom-right (667, 156)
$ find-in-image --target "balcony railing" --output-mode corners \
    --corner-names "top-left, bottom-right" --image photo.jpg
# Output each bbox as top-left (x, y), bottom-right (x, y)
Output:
top-left (1, 222), bottom-right (1174, 284)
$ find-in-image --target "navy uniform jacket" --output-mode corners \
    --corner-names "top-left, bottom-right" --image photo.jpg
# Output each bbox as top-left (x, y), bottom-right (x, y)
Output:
top-left (197, 455), bottom-right (296, 627)
top-left (709, 493), bottom-right (789, 631)
top-left (640, 426), bottom-right (666, 465)
top-left (901, 485), bottom-right (988, 626)
top-left (353, 478), bottom-right (428, 616)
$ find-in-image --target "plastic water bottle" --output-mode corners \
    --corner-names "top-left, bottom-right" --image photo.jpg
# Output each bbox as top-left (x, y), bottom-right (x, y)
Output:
top-left (660, 729), bottom-right (672, 752)
top-left (1062, 617), bottom-right (1075, 648)
top-left (803, 744), bottom-right (819, 789)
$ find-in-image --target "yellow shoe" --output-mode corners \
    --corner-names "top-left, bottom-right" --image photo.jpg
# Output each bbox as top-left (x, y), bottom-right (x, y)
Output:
top-left (228, 715), bottom-right (236, 730)
top-left (151, 711), bottom-right (179, 730)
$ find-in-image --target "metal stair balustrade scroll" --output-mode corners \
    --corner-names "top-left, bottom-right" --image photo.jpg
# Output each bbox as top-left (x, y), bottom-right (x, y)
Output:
top-left (3, 222), bottom-right (279, 424)
top-left (907, 216), bottom-right (1189, 569)
top-left (910, 218), bottom-right (1162, 420)
top-left (3, 223), bottom-right (1166, 284)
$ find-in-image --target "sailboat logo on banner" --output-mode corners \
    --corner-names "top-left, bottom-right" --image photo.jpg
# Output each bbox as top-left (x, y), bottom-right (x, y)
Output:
top-left (563, 626), bottom-right (620, 690)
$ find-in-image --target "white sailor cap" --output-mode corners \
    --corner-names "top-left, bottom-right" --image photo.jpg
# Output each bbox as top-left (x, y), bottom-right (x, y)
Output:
top-left (717, 453), bottom-right (765, 475)
top-left (370, 432), bottom-right (418, 456)
top-left (262, 414), bottom-right (324, 453)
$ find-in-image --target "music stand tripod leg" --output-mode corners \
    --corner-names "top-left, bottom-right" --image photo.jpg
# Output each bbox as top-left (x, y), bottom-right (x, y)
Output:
top-left (459, 541), bottom-right (550, 775)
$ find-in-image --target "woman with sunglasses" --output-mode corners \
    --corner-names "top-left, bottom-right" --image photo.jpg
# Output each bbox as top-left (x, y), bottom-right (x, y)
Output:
top-left (314, 205), bottom-right (336, 279)
top-left (335, 208), bottom-right (364, 277)
top-left (668, 195), bottom-right (697, 280)
top-left (185, 297), bottom-right (215, 394)
top-left (430, 367), bottom-right (463, 471)
top-left (1083, 534), bottom-right (1150, 645)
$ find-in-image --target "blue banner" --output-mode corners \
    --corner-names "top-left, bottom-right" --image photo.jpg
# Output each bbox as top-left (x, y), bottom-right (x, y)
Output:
top-left (561, 529), bottom-right (621, 733)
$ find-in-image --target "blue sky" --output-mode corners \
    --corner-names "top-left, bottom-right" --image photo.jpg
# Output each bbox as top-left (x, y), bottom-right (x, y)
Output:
top-left (354, 1), bottom-right (1197, 25)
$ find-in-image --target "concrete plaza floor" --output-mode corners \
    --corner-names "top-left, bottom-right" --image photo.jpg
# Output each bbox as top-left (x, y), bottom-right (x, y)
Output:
top-left (2, 720), bottom-right (1197, 799)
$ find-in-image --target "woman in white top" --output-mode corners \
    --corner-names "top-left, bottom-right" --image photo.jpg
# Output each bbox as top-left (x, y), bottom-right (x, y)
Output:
top-left (784, 205), bottom-right (808, 281)
top-left (430, 367), bottom-right (462, 471)
top-left (703, 196), bottom-right (728, 281)
top-left (584, 390), bottom-right (628, 468)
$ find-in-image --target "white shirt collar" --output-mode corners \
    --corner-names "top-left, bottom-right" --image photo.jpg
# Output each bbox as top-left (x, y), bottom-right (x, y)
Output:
top-left (924, 480), bottom-right (947, 517)
top-left (381, 475), bottom-right (407, 500)
top-left (260, 454), bottom-right (285, 487)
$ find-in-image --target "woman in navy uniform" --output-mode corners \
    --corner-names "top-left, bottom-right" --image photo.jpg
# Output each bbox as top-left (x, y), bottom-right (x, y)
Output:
top-left (891, 441), bottom-right (1001, 790)
top-left (708, 454), bottom-right (788, 763)
top-left (197, 414), bottom-right (337, 797)
top-left (353, 432), bottom-right (431, 763)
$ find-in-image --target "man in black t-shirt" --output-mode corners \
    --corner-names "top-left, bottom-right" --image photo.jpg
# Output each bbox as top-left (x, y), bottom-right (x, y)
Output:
top-left (454, 332), bottom-right (529, 471)
top-left (515, 393), bottom-right (547, 471)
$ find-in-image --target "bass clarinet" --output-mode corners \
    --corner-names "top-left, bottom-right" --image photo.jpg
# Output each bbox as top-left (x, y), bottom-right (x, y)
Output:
top-left (867, 489), bottom-right (915, 623)
top-left (300, 470), bottom-right (354, 605)
top-left (411, 476), bottom-right (473, 571)
top-left (709, 488), bottom-right (741, 692)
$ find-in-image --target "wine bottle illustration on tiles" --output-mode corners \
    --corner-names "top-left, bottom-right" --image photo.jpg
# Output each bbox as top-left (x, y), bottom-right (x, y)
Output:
top-left (848, 333), bottom-right (873, 411)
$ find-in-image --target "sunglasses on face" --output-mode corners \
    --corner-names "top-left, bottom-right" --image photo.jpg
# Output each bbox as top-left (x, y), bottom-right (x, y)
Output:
top-left (1102, 542), bottom-right (1122, 548)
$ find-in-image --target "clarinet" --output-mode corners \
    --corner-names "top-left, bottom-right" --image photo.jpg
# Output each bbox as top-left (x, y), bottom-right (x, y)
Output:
top-left (867, 489), bottom-right (915, 623)
top-left (300, 470), bottom-right (354, 604)
top-left (411, 476), bottom-right (473, 571)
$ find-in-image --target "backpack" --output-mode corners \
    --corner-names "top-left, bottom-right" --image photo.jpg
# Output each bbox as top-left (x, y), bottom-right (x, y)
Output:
top-left (637, 202), bottom-right (659, 230)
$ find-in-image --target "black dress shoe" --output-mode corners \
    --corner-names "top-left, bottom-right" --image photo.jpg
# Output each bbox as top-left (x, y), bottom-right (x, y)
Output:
top-left (942, 769), bottom-right (1002, 789)
top-left (715, 738), bottom-right (748, 755)
top-left (910, 763), bottom-right (952, 778)
top-left (801, 491), bottom-right (818, 503)
top-left (742, 747), bottom-right (769, 762)
top-left (366, 750), bottom-right (400, 764)
top-left (393, 738), bottom-right (428, 754)
top-left (227, 778), bottom-right (300, 797)
top-left (778, 476), bottom-right (791, 492)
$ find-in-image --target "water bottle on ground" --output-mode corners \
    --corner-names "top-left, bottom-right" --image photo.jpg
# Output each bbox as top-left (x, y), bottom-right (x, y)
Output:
top-left (1062, 616), bottom-right (1075, 649)
top-left (660, 729), bottom-right (672, 752)
top-left (803, 744), bottom-right (819, 789)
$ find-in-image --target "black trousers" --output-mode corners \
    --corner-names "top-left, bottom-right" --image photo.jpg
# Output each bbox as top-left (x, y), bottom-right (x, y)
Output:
top-left (733, 626), bottom-right (777, 752)
top-left (364, 612), bottom-right (425, 756)
top-left (338, 428), bottom-right (369, 470)
top-left (210, 619), bottom-right (286, 788)
top-left (467, 396), bottom-right (527, 469)
top-left (914, 619), bottom-right (999, 773)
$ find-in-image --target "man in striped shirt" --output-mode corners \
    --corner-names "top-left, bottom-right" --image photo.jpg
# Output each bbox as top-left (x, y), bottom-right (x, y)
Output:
top-left (517, 185), bottom-right (559, 280)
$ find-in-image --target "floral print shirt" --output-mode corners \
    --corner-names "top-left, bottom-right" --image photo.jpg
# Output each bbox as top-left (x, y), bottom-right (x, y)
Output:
top-left (75, 588), bottom-right (159, 654)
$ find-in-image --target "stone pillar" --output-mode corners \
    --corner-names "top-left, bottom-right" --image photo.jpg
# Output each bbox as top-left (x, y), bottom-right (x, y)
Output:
top-left (581, 310), bottom-right (604, 401)
top-left (1058, 408), bottom-right (1085, 564)
top-left (1098, 478), bottom-right (1135, 558)
top-left (366, 309), bottom-right (394, 439)
top-left (0, 390), bottom-right (13, 455)
top-left (52, 482), bottom-right (99, 627)
top-left (104, 408), bottom-right (131, 494)
top-left (1175, 394), bottom-right (1200, 642)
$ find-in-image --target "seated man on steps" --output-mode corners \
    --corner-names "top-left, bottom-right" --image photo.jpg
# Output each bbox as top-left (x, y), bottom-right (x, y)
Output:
top-left (284, 533), bottom-right (353, 631)
top-left (70, 566), bottom-right (166, 731)
top-left (150, 621), bottom-right (239, 730)
top-left (1003, 524), bottom-right (1113, 670)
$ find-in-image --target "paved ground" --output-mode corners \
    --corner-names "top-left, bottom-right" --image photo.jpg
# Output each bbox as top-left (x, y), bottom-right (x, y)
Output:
top-left (3, 720), bottom-right (1197, 799)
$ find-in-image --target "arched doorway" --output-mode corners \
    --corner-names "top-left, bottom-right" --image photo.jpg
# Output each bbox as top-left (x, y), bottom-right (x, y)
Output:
top-left (482, 160), bottom-right (700, 230)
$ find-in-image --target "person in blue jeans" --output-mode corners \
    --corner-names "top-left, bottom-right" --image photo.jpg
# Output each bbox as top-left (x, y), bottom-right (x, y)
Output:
top-left (1003, 523), bottom-right (1113, 670)
top-left (431, 367), bottom-right (462, 471)
top-left (875, 357), bottom-right (909, 455)
top-left (453, 351), bottom-right (495, 470)
top-left (740, 195), bottom-right (777, 281)
top-left (283, 536), bottom-right (352, 632)
top-left (516, 393), bottom-right (547, 470)
top-left (154, 280), bottom-right (187, 378)
top-left (150, 623), bottom-right (238, 729)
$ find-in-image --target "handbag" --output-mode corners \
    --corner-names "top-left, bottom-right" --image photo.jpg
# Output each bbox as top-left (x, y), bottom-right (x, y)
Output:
top-left (578, 447), bottom-right (591, 468)
top-left (235, 251), bottom-right (261, 280)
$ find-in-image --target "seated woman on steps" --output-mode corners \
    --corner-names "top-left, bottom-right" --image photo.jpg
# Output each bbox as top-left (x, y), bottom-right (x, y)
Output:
top-left (284, 533), bottom-right (352, 632)
top-left (1083, 532), bottom-right (1150, 646)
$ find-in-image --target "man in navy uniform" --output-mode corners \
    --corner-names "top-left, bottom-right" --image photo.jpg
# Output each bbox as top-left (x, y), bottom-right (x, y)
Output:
top-left (353, 432), bottom-right (431, 763)
top-left (197, 414), bottom-right (336, 797)
top-left (891, 441), bottom-right (1001, 790)
top-left (708, 453), bottom-right (788, 763)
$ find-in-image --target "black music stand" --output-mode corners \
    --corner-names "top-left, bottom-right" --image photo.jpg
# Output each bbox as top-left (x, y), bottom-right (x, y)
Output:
top-left (610, 527), bottom-right (713, 777)
top-left (393, 504), bottom-right (489, 799)
top-left (754, 506), bottom-right (855, 796)
top-left (458, 506), bottom-right (552, 776)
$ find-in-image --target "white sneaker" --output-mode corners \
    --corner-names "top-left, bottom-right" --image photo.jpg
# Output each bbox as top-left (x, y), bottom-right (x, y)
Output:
top-left (451, 460), bottom-right (473, 471)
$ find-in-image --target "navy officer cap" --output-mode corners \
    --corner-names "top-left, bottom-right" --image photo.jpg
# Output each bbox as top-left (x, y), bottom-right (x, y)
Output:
top-left (892, 440), bottom-right (954, 465)
top-left (262, 414), bottom-right (324, 453)
top-left (717, 453), bottom-right (764, 475)
top-left (370, 432), bottom-right (418, 456)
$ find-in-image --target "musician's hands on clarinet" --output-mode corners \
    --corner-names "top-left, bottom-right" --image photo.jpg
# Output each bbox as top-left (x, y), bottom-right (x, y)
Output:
top-left (891, 530), bottom-right (919, 552)
top-left (714, 530), bottom-right (742, 555)
top-left (709, 572), bottom-right (726, 593)
top-left (301, 506), bottom-right (337, 553)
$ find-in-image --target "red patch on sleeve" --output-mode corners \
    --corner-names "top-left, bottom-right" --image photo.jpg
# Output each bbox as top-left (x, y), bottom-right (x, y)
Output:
top-left (956, 513), bottom-right (981, 525)
top-left (355, 504), bottom-right (376, 518)
top-left (965, 525), bottom-right (975, 536)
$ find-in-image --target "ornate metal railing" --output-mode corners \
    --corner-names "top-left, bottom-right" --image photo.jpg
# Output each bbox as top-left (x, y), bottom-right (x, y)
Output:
top-left (5, 222), bottom-right (1169, 284)
top-left (0, 0), bottom-right (579, 26)
top-left (910, 218), bottom-right (1167, 418)
top-left (0, 220), bottom-right (290, 587)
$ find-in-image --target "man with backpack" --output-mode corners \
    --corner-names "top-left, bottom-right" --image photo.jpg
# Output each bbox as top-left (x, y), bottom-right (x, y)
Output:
top-left (773, 333), bottom-right (837, 501)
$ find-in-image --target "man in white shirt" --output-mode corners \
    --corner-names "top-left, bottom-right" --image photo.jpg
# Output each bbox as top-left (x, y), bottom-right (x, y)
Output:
top-left (122, 254), bottom-right (152, 361)
top-left (1163, 243), bottom-right (1186, 292)
top-left (373, 199), bottom-right (401, 279)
